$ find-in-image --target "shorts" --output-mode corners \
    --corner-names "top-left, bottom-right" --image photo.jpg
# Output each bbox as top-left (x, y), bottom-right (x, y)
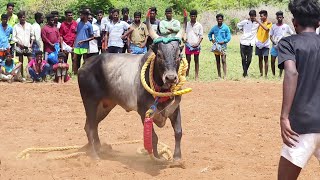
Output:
top-left (270, 47), bottom-right (278, 57)
top-left (255, 47), bottom-right (269, 57)
top-left (16, 46), bottom-right (32, 57)
top-left (281, 133), bottom-right (320, 168)
top-left (185, 43), bottom-right (200, 55)
top-left (130, 44), bottom-right (147, 54)
top-left (212, 44), bottom-right (227, 56)
top-left (108, 46), bottom-right (123, 53)
top-left (74, 48), bottom-right (88, 55)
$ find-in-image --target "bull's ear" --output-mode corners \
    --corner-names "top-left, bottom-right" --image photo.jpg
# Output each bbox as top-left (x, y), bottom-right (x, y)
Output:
top-left (150, 44), bottom-right (158, 54)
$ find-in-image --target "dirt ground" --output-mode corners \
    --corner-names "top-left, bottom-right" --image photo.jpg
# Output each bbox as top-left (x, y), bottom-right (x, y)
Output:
top-left (0, 80), bottom-right (319, 180)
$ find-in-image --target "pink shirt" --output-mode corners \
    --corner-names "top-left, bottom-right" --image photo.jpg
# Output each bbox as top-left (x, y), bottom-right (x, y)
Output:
top-left (59, 21), bottom-right (77, 47)
top-left (41, 25), bottom-right (60, 53)
top-left (28, 59), bottom-right (48, 73)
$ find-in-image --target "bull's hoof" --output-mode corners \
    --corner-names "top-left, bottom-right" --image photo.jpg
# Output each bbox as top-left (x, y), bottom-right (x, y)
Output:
top-left (169, 159), bottom-right (186, 169)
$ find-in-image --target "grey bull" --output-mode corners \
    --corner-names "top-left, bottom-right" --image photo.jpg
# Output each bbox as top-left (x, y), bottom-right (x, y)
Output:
top-left (77, 14), bottom-right (187, 162)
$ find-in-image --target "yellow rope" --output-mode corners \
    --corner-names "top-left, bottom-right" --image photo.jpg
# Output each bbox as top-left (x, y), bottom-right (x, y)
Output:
top-left (16, 140), bottom-right (173, 161)
top-left (140, 52), bottom-right (192, 97)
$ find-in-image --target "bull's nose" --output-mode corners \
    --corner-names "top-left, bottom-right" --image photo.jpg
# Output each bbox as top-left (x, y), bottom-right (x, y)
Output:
top-left (165, 74), bottom-right (178, 83)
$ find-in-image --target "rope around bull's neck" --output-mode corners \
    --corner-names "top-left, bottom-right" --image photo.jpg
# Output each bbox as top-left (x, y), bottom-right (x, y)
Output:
top-left (140, 53), bottom-right (192, 97)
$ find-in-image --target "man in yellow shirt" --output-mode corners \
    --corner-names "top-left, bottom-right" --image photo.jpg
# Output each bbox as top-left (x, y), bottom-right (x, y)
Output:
top-left (255, 10), bottom-right (272, 77)
top-left (127, 12), bottom-right (149, 54)
top-left (6, 3), bottom-right (18, 56)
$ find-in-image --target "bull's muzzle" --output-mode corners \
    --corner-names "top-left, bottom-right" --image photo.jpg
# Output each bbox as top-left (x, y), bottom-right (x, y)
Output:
top-left (163, 73), bottom-right (178, 85)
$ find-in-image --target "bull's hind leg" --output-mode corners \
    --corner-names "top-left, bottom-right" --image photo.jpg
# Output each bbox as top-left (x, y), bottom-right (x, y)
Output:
top-left (83, 99), bottom-right (116, 159)
top-left (83, 99), bottom-right (100, 159)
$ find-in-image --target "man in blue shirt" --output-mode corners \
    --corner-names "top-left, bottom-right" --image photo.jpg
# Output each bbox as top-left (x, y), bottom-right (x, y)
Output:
top-left (0, 14), bottom-right (12, 60)
top-left (73, 9), bottom-right (94, 75)
top-left (208, 14), bottom-right (231, 78)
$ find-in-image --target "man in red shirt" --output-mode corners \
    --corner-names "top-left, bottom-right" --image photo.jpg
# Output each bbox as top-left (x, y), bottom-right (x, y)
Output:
top-left (59, 10), bottom-right (77, 63)
top-left (41, 14), bottom-right (60, 62)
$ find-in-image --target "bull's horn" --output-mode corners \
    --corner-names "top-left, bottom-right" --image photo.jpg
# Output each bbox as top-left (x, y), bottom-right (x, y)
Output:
top-left (175, 9), bottom-right (188, 39)
top-left (146, 9), bottom-right (159, 40)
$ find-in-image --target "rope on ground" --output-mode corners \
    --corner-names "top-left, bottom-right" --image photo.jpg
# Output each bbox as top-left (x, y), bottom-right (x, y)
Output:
top-left (16, 140), bottom-right (173, 162)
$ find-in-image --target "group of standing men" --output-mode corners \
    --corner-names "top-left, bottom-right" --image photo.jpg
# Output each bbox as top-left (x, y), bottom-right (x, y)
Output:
top-left (238, 9), bottom-right (294, 77)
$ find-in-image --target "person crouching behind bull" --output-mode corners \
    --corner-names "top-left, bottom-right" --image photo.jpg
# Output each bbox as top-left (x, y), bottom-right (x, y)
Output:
top-left (0, 52), bottom-right (24, 83)
top-left (27, 51), bottom-right (50, 82)
top-left (53, 52), bottom-right (70, 83)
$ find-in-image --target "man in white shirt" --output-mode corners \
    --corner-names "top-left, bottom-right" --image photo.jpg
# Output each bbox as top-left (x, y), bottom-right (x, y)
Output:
top-left (12, 11), bottom-right (35, 77)
top-left (32, 12), bottom-right (43, 58)
top-left (270, 11), bottom-right (294, 77)
top-left (88, 14), bottom-right (100, 57)
top-left (185, 10), bottom-right (203, 80)
top-left (237, 10), bottom-right (259, 77)
top-left (104, 9), bottom-right (130, 53)
top-left (101, 7), bottom-right (113, 52)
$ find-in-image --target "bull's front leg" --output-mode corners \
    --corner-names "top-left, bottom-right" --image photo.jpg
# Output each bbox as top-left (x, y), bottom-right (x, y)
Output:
top-left (169, 106), bottom-right (182, 161)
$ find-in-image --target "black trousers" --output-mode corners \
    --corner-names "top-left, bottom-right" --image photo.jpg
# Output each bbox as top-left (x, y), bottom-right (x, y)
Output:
top-left (108, 46), bottom-right (123, 53)
top-left (240, 44), bottom-right (253, 76)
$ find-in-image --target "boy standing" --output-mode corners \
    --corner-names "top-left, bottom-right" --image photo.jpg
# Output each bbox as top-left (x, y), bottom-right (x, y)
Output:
top-left (159, 8), bottom-right (180, 38)
top-left (127, 12), bottom-right (149, 54)
top-left (12, 11), bottom-right (35, 77)
top-left (208, 14), bottom-right (231, 78)
top-left (73, 9), bottom-right (94, 74)
top-left (255, 10), bottom-right (272, 77)
top-left (277, 0), bottom-right (320, 179)
top-left (237, 10), bottom-right (259, 77)
top-left (185, 10), bottom-right (203, 80)
top-left (270, 11), bottom-right (294, 77)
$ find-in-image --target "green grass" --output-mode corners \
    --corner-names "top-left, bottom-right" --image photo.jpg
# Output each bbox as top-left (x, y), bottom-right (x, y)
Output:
top-left (186, 34), bottom-right (283, 82)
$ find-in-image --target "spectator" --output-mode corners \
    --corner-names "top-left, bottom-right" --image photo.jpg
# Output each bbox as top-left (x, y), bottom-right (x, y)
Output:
top-left (159, 7), bottom-right (180, 38)
top-left (127, 11), bottom-right (149, 54)
top-left (12, 11), bottom-right (35, 77)
top-left (53, 52), bottom-right (70, 83)
top-left (32, 12), bottom-right (44, 59)
top-left (6, 3), bottom-right (18, 27)
top-left (237, 10), bottom-right (259, 77)
top-left (277, 0), bottom-right (320, 179)
top-left (101, 7), bottom-right (114, 52)
top-left (41, 14), bottom-right (60, 62)
top-left (51, 11), bottom-right (61, 29)
top-left (0, 52), bottom-right (24, 83)
top-left (0, 14), bottom-right (12, 60)
top-left (185, 9), bottom-right (203, 80)
top-left (208, 14), bottom-right (231, 79)
top-left (88, 13), bottom-right (100, 57)
top-left (76, 7), bottom-right (97, 24)
top-left (104, 9), bottom-right (130, 53)
top-left (27, 51), bottom-right (50, 82)
top-left (270, 11), bottom-right (294, 77)
top-left (95, 10), bottom-right (104, 53)
top-left (144, 7), bottom-right (160, 51)
top-left (60, 9), bottom-right (77, 62)
top-left (73, 9), bottom-right (94, 74)
top-left (255, 10), bottom-right (272, 77)
top-left (6, 2), bottom-right (18, 56)
top-left (121, 7), bottom-right (133, 53)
